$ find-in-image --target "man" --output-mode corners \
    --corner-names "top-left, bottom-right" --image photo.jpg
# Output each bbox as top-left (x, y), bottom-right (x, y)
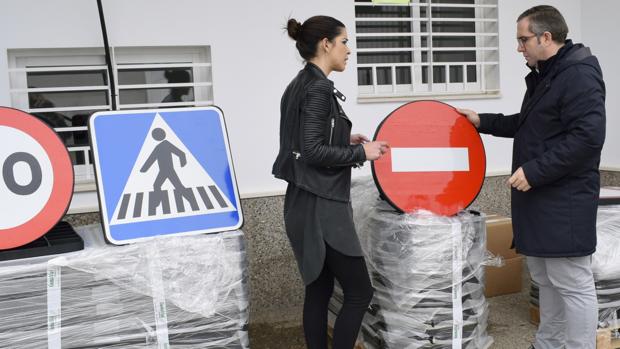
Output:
top-left (458, 5), bottom-right (605, 349)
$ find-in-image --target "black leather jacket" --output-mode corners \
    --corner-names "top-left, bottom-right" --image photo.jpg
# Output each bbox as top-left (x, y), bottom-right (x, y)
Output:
top-left (272, 63), bottom-right (366, 202)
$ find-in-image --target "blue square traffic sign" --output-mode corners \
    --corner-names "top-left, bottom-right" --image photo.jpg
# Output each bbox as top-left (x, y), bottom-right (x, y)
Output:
top-left (89, 107), bottom-right (243, 244)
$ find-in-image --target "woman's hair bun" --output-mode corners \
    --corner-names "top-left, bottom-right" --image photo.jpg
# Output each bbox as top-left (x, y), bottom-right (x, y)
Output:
top-left (287, 18), bottom-right (303, 41)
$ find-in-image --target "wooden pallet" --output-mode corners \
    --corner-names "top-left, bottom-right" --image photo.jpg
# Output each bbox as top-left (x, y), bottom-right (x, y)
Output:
top-left (327, 325), bottom-right (365, 349)
top-left (597, 323), bottom-right (620, 349)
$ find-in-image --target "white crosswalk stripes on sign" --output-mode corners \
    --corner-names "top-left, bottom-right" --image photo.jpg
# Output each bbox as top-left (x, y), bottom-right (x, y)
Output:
top-left (116, 185), bottom-right (231, 221)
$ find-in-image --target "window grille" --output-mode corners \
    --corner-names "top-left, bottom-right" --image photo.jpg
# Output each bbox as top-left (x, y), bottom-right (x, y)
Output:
top-left (355, 0), bottom-right (499, 100)
top-left (7, 46), bottom-right (213, 183)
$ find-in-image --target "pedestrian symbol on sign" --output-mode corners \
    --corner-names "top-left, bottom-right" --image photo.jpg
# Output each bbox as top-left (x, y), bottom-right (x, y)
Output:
top-left (141, 127), bottom-right (188, 192)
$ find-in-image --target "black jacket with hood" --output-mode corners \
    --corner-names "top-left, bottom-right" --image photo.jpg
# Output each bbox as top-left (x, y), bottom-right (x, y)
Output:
top-left (479, 40), bottom-right (606, 257)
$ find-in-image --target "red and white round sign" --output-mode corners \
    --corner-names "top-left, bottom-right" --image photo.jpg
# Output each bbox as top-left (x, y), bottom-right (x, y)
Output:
top-left (0, 107), bottom-right (73, 249)
top-left (372, 101), bottom-right (485, 216)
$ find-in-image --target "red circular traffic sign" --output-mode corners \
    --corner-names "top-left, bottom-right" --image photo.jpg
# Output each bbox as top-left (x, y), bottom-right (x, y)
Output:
top-left (0, 107), bottom-right (73, 249)
top-left (372, 101), bottom-right (485, 216)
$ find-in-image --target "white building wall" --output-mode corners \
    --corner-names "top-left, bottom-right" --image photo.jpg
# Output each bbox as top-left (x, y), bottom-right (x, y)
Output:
top-left (581, 0), bottom-right (620, 170)
top-left (0, 0), bottom-right (612, 207)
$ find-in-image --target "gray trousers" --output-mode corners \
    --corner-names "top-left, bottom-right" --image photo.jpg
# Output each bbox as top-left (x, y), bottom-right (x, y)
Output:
top-left (527, 256), bottom-right (598, 349)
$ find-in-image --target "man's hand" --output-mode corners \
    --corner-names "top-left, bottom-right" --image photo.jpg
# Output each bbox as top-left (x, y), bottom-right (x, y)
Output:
top-left (508, 167), bottom-right (531, 192)
top-left (363, 141), bottom-right (390, 161)
top-left (456, 108), bottom-right (481, 128)
top-left (350, 133), bottom-right (370, 145)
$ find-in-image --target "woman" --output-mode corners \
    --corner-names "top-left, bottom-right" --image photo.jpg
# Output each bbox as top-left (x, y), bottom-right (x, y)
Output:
top-left (272, 15), bottom-right (389, 349)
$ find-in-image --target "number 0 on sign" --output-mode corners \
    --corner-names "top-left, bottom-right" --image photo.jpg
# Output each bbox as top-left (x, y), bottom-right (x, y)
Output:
top-left (372, 101), bottom-right (486, 216)
top-left (0, 107), bottom-right (74, 249)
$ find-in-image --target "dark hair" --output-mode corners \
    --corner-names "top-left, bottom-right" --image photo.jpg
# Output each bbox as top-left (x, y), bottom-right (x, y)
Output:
top-left (517, 5), bottom-right (568, 43)
top-left (286, 16), bottom-right (345, 60)
top-left (164, 69), bottom-right (190, 83)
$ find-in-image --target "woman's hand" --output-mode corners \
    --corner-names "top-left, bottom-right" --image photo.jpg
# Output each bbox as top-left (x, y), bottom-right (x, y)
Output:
top-left (363, 141), bottom-right (390, 161)
top-left (350, 133), bottom-right (370, 145)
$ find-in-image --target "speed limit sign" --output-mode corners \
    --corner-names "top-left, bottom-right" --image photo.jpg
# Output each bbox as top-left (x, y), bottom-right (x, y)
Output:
top-left (0, 107), bottom-right (73, 249)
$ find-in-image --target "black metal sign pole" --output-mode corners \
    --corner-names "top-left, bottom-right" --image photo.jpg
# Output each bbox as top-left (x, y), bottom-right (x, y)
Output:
top-left (96, 0), bottom-right (117, 110)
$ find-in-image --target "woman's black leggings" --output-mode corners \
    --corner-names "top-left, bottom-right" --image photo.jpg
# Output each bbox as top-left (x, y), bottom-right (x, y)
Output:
top-left (303, 243), bottom-right (374, 349)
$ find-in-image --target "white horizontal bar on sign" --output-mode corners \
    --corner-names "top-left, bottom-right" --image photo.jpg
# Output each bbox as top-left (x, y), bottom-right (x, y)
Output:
top-left (391, 147), bottom-right (469, 172)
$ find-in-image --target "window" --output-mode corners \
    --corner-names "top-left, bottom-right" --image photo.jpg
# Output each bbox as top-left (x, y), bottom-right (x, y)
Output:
top-left (7, 46), bottom-right (213, 183)
top-left (354, 0), bottom-right (499, 101)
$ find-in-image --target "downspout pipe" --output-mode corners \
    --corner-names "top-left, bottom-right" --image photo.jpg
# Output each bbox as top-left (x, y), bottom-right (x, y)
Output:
top-left (96, 0), bottom-right (117, 110)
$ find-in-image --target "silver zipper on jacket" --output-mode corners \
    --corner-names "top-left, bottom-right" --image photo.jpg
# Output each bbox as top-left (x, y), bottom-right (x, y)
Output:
top-left (329, 117), bottom-right (335, 145)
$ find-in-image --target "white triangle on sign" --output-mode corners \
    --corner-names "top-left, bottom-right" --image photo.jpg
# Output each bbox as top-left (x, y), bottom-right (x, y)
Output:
top-left (110, 113), bottom-right (235, 225)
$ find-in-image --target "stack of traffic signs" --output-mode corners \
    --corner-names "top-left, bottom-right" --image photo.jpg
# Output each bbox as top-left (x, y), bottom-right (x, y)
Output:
top-left (0, 226), bottom-right (249, 348)
top-left (588, 203), bottom-right (620, 327)
top-left (327, 100), bottom-right (492, 348)
top-left (328, 178), bottom-right (493, 348)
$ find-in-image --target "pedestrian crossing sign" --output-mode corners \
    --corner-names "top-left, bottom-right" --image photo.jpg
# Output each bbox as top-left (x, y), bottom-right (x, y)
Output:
top-left (89, 106), bottom-right (243, 244)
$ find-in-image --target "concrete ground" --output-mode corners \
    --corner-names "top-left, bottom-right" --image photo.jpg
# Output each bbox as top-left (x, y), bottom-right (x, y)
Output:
top-left (248, 277), bottom-right (537, 349)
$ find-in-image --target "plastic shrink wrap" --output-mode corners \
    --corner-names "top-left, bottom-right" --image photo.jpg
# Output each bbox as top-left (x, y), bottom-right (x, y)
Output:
top-left (594, 205), bottom-right (620, 327)
top-left (0, 225), bottom-right (249, 349)
top-left (329, 178), bottom-right (495, 348)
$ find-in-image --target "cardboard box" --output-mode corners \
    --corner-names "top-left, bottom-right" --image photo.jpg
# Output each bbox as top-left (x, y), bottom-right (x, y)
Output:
top-left (485, 215), bottom-right (519, 259)
top-left (484, 256), bottom-right (524, 297)
top-left (484, 214), bottom-right (524, 297)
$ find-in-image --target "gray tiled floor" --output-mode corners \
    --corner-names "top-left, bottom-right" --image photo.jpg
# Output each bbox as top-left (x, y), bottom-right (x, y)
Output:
top-left (486, 284), bottom-right (537, 348)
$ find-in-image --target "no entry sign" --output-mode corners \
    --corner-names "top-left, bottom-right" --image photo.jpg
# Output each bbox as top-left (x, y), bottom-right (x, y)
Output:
top-left (0, 107), bottom-right (73, 249)
top-left (372, 101), bottom-right (485, 216)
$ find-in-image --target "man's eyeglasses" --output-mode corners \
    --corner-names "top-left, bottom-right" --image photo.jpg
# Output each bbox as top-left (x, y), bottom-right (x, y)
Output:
top-left (517, 35), bottom-right (538, 47)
